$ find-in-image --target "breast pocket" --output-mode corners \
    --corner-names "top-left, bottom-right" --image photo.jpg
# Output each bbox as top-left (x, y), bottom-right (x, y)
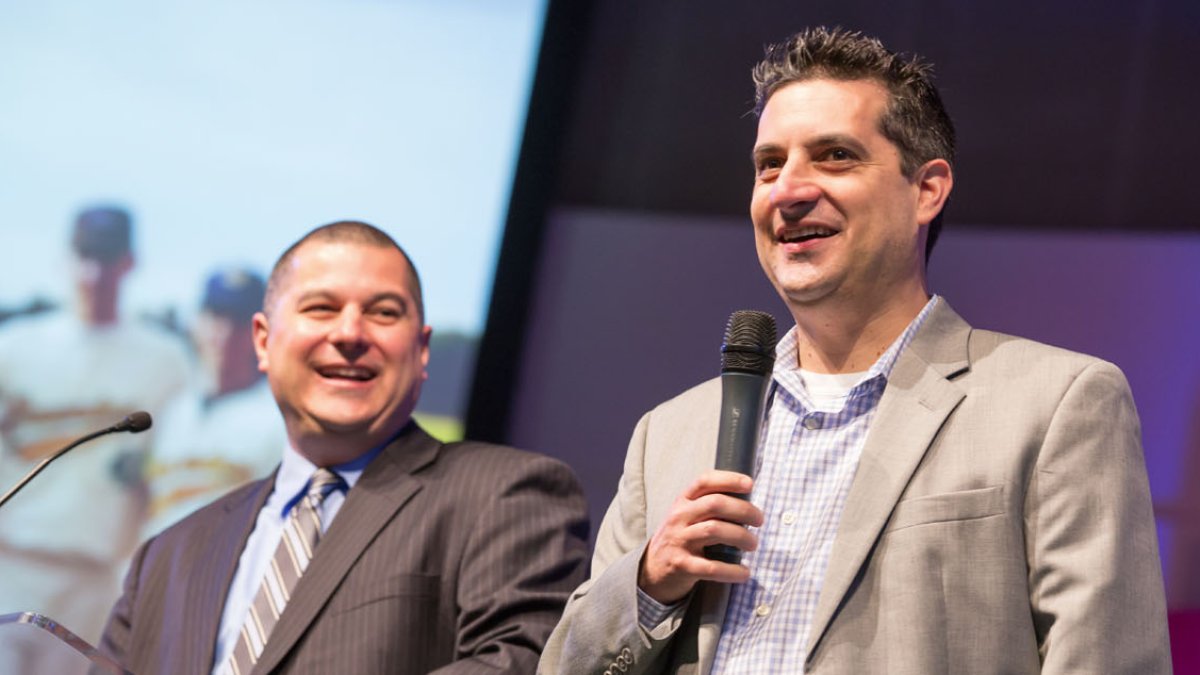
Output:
top-left (328, 573), bottom-right (442, 614)
top-left (884, 485), bottom-right (1006, 533)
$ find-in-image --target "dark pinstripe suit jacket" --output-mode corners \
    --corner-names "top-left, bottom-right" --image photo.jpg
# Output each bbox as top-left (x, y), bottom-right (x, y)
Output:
top-left (99, 422), bottom-right (590, 674)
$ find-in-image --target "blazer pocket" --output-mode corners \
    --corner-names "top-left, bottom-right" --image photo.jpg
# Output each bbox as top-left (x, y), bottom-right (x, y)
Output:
top-left (884, 485), bottom-right (1006, 533)
top-left (329, 573), bottom-right (442, 614)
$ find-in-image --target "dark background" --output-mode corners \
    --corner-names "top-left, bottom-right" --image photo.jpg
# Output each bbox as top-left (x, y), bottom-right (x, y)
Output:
top-left (468, 2), bottom-right (1200, 662)
top-left (552, 0), bottom-right (1197, 229)
top-left (473, 0), bottom-right (1200, 439)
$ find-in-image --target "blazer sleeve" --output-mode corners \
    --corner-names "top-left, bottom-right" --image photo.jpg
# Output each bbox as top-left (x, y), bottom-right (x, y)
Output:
top-left (431, 452), bottom-right (591, 674)
top-left (98, 534), bottom-right (153, 669)
top-left (539, 412), bottom-right (689, 675)
top-left (1026, 360), bottom-right (1172, 673)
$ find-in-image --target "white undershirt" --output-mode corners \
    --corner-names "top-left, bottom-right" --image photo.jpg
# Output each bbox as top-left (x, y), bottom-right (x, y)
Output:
top-left (797, 369), bottom-right (869, 412)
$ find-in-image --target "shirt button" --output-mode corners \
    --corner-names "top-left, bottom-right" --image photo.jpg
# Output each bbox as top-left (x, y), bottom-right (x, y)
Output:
top-left (754, 603), bottom-right (772, 617)
top-left (803, 416), bottom-right (821, 430)
top-left (781, 511), bottom-right (797, 525)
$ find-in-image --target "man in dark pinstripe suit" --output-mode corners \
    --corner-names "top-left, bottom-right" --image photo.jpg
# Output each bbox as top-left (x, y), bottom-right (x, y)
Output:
top-left (99, 221), bottom-right (590, 674)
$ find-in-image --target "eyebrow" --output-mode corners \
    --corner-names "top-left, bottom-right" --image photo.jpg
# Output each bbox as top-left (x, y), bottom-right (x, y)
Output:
top-left (294, 290), bottom-right (411, 307)
top-left (751, 134), bottom-right (872, 163)
top-left (751, 143), bottom-right (784, 165)
top-left (808, 133), bottom-right (870, 155)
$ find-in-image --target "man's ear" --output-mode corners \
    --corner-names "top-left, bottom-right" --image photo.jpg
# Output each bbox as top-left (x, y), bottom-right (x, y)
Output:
top-left (914, 158), bottom-right (953, 226)
top-left (251, 311), bottom-right (271, 373)
top-left (419, 325), bottom-right (432, 381)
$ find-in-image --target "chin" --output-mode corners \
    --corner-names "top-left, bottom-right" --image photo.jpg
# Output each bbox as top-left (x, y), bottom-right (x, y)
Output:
top-left (771, 276), bottom-right (837, 306)
top-left (308, 410), bottom-right (379, 435)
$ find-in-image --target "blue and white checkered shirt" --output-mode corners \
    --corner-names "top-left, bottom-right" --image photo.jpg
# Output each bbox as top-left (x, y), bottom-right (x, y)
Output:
top-left (709, 296), bottom-right (939, 674)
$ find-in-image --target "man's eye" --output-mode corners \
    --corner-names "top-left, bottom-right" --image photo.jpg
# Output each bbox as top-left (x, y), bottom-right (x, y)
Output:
top-left (371, 306), bottom-right (403, 320)
top-left (756, 157), bottom-right (783, 175)
top-left (822, 148), bottom-right (856, 162)
top-left (301, 305), bottom-right (337, 315)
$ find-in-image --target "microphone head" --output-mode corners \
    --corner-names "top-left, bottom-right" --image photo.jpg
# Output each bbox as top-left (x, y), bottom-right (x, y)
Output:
top-left (116, 411), bottom-right (153, 433)
top-left (721, 310), bottom-right (778, 375)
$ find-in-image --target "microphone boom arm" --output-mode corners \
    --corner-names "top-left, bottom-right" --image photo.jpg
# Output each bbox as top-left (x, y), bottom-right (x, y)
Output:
top-left (0, 412), bottom-right (152, 510)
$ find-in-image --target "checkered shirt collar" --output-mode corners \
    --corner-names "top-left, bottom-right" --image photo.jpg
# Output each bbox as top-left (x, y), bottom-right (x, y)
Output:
top-left (770, 295), bottom-right (940, 407)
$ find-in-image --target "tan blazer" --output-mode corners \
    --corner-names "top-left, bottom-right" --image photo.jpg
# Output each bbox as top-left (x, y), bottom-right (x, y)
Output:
top-left (101, 423), bottom-right (590, 674)
top-left (540, 301), bottom-right (1170, 674)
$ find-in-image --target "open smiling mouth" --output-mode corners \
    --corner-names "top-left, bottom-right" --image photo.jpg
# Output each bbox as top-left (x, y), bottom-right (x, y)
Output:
top-left (316, 365), bottom-right (376, 382)
top-left (781, 226), bottom-right (837, 244)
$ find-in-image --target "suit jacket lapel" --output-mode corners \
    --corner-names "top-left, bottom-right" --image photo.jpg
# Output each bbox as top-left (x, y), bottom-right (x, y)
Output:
top-left (253, 423), bottom-right (440, 674)
top-left (184, 477), bottom-right (274, 673)
top-left (696, 582), bottom-right (730, 675)
top-left (805, 301), bottom-right (972, 659)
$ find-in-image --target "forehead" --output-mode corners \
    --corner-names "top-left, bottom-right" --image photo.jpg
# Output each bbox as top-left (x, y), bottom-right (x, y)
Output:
top-left (756, 78), bottom-right (890, 140)
top-left (278, 240), bottom-right (416, 298)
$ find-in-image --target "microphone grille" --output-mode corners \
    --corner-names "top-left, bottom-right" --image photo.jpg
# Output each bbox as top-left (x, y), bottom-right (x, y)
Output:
top-left (121, 411), bottom-right (153, 433)
top-left (721, 310), bottom-right (778, 375)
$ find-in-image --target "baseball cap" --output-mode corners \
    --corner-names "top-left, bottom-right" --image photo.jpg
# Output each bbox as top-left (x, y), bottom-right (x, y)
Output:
top-left (72, 206), bottom-right (133, 262)
top-left (201, 268), bottom-right (266, 322)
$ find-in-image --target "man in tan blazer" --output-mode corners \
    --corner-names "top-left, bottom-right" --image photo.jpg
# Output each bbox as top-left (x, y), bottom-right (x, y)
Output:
top-left (540, 27), bottom-right (1170, 674)
top-left (100, 221), bottom-right (590, 674)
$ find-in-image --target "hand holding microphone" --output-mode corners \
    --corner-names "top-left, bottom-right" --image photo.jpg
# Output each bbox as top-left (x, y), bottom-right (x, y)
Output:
top-left (638, 311), bottom-right (776, 604)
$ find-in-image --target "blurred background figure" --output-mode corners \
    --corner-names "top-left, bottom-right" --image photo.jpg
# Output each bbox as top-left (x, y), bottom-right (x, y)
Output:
top-left (0, 206), bottom-right (191, 644)
top-left (144, 267), bottom-right (285, 536)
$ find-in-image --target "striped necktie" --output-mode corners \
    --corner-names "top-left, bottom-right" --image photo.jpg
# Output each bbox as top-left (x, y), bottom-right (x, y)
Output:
top-left (226, 468), bottom-right (344, 674)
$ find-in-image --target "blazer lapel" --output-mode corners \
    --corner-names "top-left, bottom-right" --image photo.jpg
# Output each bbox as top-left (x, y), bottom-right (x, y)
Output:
top-left (252, 424), bottom-right (440, 674)
top-left (805, 301), bottom-right (972, 659)
top-left (696, 582), bottom-right (731, 675)
top-left (186, 477), bottom-right (275, 673)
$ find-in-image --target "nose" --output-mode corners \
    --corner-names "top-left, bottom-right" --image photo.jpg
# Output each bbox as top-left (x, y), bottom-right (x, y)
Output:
top-left (770, 162), bottom-right (822, 218)
top-left (329, 307), bottom-right (369, 358)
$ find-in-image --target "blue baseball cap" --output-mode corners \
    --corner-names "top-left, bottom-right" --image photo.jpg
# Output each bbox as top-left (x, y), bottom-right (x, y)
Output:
top-left (72, 206), bottom-right (132, 262)
top-left (201, 268), bottom-right (266, 321)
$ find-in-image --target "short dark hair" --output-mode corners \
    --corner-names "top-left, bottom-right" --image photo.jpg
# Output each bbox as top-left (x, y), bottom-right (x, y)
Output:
top-left (753, 27), bottom-right (955, 259)
top-left (264, 220), bottom-right (424, 322)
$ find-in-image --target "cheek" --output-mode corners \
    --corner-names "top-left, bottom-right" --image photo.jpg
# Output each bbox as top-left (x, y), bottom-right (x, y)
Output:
top-left (749, 197), bottom-right (773, 242)
top-left (264, 332), bottom-right (313, 371)
top-left (749, 188), bottom-right (771, 222)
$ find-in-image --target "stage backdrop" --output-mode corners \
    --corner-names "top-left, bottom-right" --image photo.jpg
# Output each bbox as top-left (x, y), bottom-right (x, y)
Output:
top-left (0, 0), bottom-right (548, 643)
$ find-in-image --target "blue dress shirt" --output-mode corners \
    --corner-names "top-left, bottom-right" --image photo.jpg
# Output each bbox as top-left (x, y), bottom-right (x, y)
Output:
top-left (210, 441), bottom-right (382, 674)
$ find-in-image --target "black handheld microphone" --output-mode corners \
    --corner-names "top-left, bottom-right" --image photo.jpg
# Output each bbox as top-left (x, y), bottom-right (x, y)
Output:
top-left (704, 310), bottom-right (777, 565)
top-left (0, 411), bottom-right (153, 510)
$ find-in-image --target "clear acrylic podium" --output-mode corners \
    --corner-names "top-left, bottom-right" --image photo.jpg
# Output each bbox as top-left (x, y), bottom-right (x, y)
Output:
top-left (0, 612), bottom-right (129, 674)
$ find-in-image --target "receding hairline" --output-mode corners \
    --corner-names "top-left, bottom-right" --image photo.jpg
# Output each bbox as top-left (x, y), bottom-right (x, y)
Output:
top-left (262, 221), bottom-right (425, 322)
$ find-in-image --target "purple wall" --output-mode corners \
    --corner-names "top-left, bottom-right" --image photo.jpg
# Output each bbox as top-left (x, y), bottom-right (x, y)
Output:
top-left (512, 207), bottom-right (1200, 611)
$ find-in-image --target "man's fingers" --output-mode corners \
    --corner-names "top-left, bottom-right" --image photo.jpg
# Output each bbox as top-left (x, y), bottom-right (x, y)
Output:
top-left (688, 492), bottom-right (764, 528)
top-left (670, 554), bottom-right (753, 586)
top-left (652, 516), bottom-right (758, 554)
top-left (684, 517), bottom-right (760, 552)
top-left (682, 470), bottom-right (753, 500)
top-left (663, 490), bottom-right (762, 530)
top-left (638, 470), bottom-right (763, 603)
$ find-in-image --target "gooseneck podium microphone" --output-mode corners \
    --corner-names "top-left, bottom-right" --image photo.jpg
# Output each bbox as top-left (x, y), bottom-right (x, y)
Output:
top-left (0, 411), bottom-right (152, 510)
top-left (704, 310), bottom-right (777, 565)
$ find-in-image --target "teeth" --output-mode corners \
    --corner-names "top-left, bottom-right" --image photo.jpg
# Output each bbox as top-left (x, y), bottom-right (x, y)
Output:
top-left (781, 226), bottom-right (835, 243)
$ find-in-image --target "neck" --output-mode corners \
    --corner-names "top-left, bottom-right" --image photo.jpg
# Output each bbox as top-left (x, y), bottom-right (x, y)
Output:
top-left (78, 299), bottom-right (119, 326)
top-left (788, 286), bottom-right (930, 374)
top-left (289, 421), bottom-right (407, 468)
top-left (292, 434), bottom-right (374, 468)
